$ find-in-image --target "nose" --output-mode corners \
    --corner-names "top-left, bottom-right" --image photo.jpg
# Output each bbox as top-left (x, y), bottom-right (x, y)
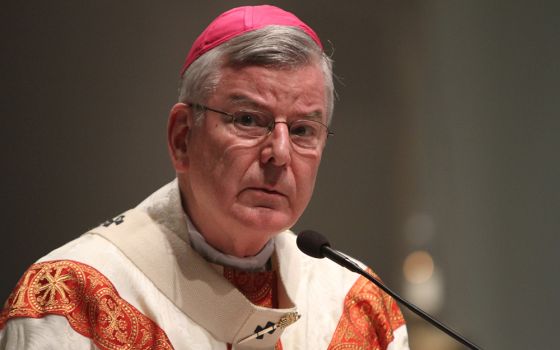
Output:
top-left (260, 121), bottom-right (292, 166)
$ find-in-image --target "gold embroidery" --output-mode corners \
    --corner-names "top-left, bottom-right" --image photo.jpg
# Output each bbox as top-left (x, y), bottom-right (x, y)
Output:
top-left (88, 272), bottom-right (104, 289)
top-left (237, 312), bottom-right (301, 345)
top-left (223, 267), bottom-right (276, 307)
top-left (328, 269), bottom-right (406, 350)
top-left (35, 265), bottom-right (73, 307)
top-left (0, 260), bottom-right (174, 350)
top-left (98, 296), bottom-right (129, 344)
top-left (12, 270), bottom-right (32, 309)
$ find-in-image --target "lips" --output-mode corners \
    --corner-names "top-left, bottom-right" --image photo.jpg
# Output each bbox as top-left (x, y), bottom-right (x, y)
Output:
top-left (239, 186), bottom-right (289, 207)
top-left (245, 187), bottom-right (286, 197)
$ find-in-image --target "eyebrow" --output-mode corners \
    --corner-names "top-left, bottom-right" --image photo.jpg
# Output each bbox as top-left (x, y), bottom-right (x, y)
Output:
top-left (304, 111), bottom-right (323, 122)
top-left (228, 94), bottom-right (324, 121)
top-left (229, 95), bottom-right (262, 109)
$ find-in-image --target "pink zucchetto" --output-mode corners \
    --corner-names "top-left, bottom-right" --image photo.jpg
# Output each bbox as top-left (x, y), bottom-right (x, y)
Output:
top-left (180, 5), bottom-right (323, 75)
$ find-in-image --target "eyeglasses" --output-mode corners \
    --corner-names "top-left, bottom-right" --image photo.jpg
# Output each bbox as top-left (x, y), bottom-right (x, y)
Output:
top-left (189, 103), bottom-right (333, 149)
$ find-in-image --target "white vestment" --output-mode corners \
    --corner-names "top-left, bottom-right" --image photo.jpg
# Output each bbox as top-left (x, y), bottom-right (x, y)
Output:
top-left (0, 180), bottom-right (409, 350)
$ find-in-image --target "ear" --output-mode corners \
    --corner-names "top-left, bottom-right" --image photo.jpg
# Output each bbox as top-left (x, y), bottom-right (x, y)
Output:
top-left (167, 103), bottom-right (193, 173)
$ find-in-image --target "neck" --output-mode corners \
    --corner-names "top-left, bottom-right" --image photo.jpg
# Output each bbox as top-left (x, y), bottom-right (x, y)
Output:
top-left (186, 215), bottom-right (275, 271)
top-left (178, 181), bottom-right (274, 257)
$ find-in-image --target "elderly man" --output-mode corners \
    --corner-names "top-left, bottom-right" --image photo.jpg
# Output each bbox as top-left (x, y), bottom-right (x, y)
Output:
top-left (0, 5), bottom-right (408, 350)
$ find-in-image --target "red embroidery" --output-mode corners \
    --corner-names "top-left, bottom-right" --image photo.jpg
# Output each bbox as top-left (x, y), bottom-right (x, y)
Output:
top-left (0, 260), bottom-right (173, 350)
top-left (328, 269), bottom-right (406, 350)
top-left (223, 267), bottom-right (282, 350)
top-left (223, 267), bottom-right (278, 308)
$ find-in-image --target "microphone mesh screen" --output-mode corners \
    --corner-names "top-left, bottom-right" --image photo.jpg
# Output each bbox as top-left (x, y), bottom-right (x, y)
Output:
top-left (296, 230), bottom-right (330, 258)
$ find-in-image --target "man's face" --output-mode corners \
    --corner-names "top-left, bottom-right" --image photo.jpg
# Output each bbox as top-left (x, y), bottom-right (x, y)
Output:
top-left (173, 63), bottom-right (328, 257)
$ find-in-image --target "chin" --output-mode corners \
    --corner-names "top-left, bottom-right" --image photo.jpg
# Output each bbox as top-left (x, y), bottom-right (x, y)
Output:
top-left (236, 207), bottom-right (295, 235)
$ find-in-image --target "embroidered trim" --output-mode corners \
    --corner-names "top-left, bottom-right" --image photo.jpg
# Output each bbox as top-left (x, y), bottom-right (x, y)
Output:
top-left (328, 269), bottom-right (406, 350)
top-left (0, 260), bottom-right (173, 350)
top-left (223, 267), bottom-right (283, 350)
top-left (223, 267), bottom-right (277, 308)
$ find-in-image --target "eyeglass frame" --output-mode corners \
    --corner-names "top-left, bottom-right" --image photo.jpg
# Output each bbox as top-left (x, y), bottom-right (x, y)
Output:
top-left (188, 103), bottom-right (334, 149)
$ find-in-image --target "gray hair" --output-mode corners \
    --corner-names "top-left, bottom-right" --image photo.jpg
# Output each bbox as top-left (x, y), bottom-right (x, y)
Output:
top-left (178, 26), bottom-right (334, 124)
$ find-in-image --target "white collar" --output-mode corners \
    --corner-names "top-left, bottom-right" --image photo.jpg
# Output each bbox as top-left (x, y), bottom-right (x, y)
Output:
top-left (186, 216), bottom-right (275, 271)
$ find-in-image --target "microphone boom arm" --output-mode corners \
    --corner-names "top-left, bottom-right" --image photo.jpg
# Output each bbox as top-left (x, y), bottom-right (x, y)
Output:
top-left (321, 245), bottom-right (483, 350)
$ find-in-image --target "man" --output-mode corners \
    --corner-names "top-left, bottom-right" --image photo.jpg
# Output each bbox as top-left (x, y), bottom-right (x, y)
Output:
top-left (0, 5), bottom-right (408, 349)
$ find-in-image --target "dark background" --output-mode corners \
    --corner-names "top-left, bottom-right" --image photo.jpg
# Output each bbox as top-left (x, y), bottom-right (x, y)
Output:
top-left (2, 1), bottom-right (559, 349)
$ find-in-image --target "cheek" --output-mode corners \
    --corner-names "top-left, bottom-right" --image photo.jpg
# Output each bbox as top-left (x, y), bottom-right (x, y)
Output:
top-left (206, 144), bottom-right (258, 193)
top-left (294, 156), bottom-right (322, 198)
top-left (187, 136), bottom-right (227, 191)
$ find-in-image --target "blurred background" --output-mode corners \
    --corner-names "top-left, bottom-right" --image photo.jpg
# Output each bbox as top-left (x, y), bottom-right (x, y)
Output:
top-left (2, 1), bottom-right (559, 349)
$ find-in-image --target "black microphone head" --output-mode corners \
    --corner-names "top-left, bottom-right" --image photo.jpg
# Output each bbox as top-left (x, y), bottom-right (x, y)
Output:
top-left (297, 230), bottom-right (331, 259)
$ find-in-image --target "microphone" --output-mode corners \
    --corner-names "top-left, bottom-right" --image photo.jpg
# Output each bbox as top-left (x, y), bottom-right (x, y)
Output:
top-left (297, 230), bottom-right (482, 350)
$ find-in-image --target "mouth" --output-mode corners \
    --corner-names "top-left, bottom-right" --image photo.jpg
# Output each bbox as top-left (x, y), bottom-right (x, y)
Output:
top-left (237, 187), bottom-right (289, 210)
top-left (246, 187), bottom-right (286, 197)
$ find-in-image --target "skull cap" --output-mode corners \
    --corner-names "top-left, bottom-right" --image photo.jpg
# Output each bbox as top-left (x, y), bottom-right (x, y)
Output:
top-left (180, 5), bottom-right (323, 75)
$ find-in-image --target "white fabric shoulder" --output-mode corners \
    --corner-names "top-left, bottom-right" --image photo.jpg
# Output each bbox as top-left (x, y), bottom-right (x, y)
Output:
top-left (5, 233), bottom-right (225, 349)
top-left (388, 325), bottom-right (410, 350)
top-left (274, 232), bottom-right (363, 349)
top-left (0, 316), bottom-right (98, 350)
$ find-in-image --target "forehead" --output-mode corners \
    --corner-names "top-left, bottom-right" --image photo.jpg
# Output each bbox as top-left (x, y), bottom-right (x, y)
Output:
top-left (209, 64), bottom-right (327, 121)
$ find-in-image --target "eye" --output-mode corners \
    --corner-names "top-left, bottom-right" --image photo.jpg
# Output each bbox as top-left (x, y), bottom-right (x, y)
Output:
top-left (290, 121), bottom-right (318, 137)
top-left (235, 112), bottom-right (258, 127)
top-left (233, 111), bottom-right (270, 128)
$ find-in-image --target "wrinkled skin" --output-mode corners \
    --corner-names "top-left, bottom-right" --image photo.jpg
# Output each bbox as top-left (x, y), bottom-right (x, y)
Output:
top-left (168, 64), bottom-right (327, 257)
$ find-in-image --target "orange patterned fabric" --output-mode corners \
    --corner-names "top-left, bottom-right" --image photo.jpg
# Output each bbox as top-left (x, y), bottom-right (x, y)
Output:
top-left (328, 269), bottom-right (406, 350)
top-left (0, 260), bottom-right (173, 350)
top-left (223, 267), bottom-right (282, 350)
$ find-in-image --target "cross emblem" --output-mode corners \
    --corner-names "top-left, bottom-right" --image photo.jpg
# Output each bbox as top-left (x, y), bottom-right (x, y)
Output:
top-left (237, 312), bottom-right (301, 345)
top-left (102, 215), bottom-right (125, 227)
top-left (254, 321), bottom-right (276, 339)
